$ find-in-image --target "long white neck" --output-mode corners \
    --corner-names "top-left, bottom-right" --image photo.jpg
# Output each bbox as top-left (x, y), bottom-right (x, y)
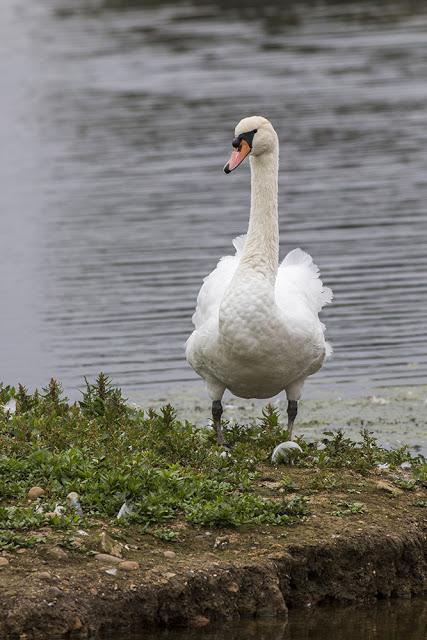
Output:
top-left (238, 145), bottom-right (279, 283)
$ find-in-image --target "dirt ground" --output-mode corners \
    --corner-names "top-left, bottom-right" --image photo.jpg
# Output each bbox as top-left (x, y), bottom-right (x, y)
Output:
top-left (1, 467), bottom-right (426, 639)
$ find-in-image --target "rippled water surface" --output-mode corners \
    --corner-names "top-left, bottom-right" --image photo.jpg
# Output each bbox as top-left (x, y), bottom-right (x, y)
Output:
top-left (1, 0), bottom-right (427, 396)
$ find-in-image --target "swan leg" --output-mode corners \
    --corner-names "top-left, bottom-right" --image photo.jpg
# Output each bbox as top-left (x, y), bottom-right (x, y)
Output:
top-left (212, 400), bottom-right (224, 445)
top-left (287, 400), bottom-right (298, 440)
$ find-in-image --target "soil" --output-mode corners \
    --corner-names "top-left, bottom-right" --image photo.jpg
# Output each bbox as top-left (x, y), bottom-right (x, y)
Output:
top-left (0, 467), bottom-right (426, 639)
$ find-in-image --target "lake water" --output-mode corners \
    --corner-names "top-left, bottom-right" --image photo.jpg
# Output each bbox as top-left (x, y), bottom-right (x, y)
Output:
top-left (1, 0), bottom-right (427, 400)
top-left (108, 598), bottom-right (427, 640)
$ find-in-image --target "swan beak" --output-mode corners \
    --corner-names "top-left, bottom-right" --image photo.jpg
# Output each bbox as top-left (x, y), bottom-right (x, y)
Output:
top-left (224, 139), bottom-right (251, 174)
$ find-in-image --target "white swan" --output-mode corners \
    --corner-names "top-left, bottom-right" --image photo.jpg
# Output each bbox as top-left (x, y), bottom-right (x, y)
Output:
top-left (186, 116), bottom-right (333, 445)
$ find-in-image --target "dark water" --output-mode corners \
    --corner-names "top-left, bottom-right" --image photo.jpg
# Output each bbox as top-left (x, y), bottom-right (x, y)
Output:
top-left (1, 0), bottom-right (427, 396)
top-left (108, 598), bottom-right (427, 640)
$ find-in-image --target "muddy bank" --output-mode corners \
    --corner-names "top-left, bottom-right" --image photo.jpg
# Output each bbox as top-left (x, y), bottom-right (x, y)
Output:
top-left (1, 496), bottom-right (425, 639)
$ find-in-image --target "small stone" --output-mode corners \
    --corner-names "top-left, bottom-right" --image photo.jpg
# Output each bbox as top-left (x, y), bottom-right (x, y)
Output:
top-left (94, 553), bottom-right (123, 564)
top-left (375, 480), bottom-right (403, 497)
top-left (47, 586), bottom-right (63, 598)
top-left (99, 532), bottom-right (123, 558)
top-left (118, 560), bottom-right (139, 571)
top-left (227, 582), bottom-right (239, 593)
top-left (164, 572), bottom-right (176, 579)
top-left (71, 617), bottom-right (83, 631)
top-left (16, 549), bottom-right (26, 554)
top-left (28, 486), bottom-right (45, 501)
top-left (105, 568), bottom-right (118, 576)
top-left (163, 550), bottom-right (176, 559)
top-left (46, 547), bottom-right (68, 560)
top-left (0, 557), bottom-right (9, 567)
top-left (191, 616), bottom-right (210, 628)
top-left (38, 571), bottom-right (52, 580)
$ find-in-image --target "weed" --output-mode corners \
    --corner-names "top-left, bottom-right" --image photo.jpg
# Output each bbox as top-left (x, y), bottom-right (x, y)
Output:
top-left (152, 528), bottom-right (179, 542)
top-left (393, 478), bottom-right (416, 491)
top-left (331, 501), bottom-right (367, 517)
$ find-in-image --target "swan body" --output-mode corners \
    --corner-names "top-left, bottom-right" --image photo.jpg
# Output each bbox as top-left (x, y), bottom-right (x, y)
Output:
top-left (186, 116), bottom-right (332, 442)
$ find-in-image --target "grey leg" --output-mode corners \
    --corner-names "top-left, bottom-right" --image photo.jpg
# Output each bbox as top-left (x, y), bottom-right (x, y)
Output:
top-left (287, 400), bottom-right (298, 440)
top-left (212, 400), bottom-right (224, 445)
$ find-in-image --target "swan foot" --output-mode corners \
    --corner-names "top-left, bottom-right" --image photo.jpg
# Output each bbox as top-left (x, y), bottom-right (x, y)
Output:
top-left (271, 441), bottom-right (302, 464)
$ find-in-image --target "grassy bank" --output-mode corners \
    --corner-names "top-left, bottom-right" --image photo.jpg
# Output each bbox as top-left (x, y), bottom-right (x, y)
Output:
top-left (0, 375), bottom-right (426, 637)
top-left (1, 374), bottom-right (426, 550)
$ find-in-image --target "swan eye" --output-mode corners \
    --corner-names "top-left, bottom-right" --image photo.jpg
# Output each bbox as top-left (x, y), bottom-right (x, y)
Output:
top-left (232, 137), bottom-right (241, 149)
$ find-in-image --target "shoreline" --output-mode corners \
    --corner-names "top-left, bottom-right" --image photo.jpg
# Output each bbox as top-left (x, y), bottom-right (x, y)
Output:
top-left (1, 379), bottom-right (426, 638)
top-left (1, 516), bottom-right (425, 638)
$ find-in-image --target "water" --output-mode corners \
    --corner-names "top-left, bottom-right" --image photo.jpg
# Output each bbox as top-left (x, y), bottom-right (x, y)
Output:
top-left (108, 598), bottom-right (427, 640)
top-left (1, 0), bottom-right (427, 399)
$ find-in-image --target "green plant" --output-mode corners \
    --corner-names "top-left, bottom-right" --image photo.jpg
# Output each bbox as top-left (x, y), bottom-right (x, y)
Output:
top-left (152, 528), bottom-right (179, 542)
top-left (331, 501), bottom-right (367, 517)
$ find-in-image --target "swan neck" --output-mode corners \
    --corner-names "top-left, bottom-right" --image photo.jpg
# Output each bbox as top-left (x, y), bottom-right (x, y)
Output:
top-left (241, 148), bottom-right (279, 279)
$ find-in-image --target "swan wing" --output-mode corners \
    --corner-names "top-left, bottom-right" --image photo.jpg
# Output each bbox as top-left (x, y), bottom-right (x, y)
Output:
top-left (191, 235), bottom-right (245, 330)
top-left (276, 248), bottom-right (333, 316)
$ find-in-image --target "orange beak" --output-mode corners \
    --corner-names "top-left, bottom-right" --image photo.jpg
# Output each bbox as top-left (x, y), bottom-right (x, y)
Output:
top-left (224, 139), bottom-right (251, 174)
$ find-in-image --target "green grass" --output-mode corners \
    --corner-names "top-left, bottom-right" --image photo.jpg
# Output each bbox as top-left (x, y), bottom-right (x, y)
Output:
top-left (0, 375), bottom-right (425, 550)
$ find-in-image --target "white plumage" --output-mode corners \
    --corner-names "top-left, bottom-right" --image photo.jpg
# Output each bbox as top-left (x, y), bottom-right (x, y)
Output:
top-left (186, 116), bottom-right (332, 444)
top-left (193, 237), bottom-right (332, 332)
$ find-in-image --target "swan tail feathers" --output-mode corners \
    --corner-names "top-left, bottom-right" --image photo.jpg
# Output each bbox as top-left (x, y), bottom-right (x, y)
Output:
top-left (278, 248), bottom-right (333, 314)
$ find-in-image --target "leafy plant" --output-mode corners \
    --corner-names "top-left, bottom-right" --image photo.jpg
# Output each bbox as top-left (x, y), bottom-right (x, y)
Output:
top-left (331, 501), bottom-right (367, 516)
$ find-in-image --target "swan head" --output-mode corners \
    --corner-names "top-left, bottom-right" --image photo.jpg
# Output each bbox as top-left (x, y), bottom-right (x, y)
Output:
top-left (224, 115), bottom-right (277, 174)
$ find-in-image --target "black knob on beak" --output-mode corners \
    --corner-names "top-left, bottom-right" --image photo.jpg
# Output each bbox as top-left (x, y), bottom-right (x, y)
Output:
top-left (232, 137), bottom-right (240, 149)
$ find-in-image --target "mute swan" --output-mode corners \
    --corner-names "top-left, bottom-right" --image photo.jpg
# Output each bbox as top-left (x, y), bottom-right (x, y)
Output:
top-left (186, 116), bottom-right (333, 446)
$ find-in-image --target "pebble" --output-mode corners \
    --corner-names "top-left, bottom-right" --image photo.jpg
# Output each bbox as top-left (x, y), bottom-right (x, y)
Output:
top-left (163, 550), bottom-right (176, 559)
top-left (118, 560), bottom-right (139, 571)
top-left (94, 553), bottom-right (123, 564)
top-left (27, 486), bottom-right (45, 501)
top-left (227, 582), bottom-right (239, 593)
top-left (38, 571), bottom-right (52, 580)
top-left (190, 616), bottom-right (210, 628)
top-left (99, 532), bottom-right (123, 558)
top-left (46, 547), bottom-right (68, 560)
top-left (105, 568), bottom-right (118, 576)
top-left (164, 572), bottom-right (176, 579)
top-left (47, 586), bottom-right (63, 599)
top-left (0, 557), bottom-right (9, 567)
top-left (71, 617), bottom-right (83, 631)
top-left (375, 480), bottom-right (403, 497)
